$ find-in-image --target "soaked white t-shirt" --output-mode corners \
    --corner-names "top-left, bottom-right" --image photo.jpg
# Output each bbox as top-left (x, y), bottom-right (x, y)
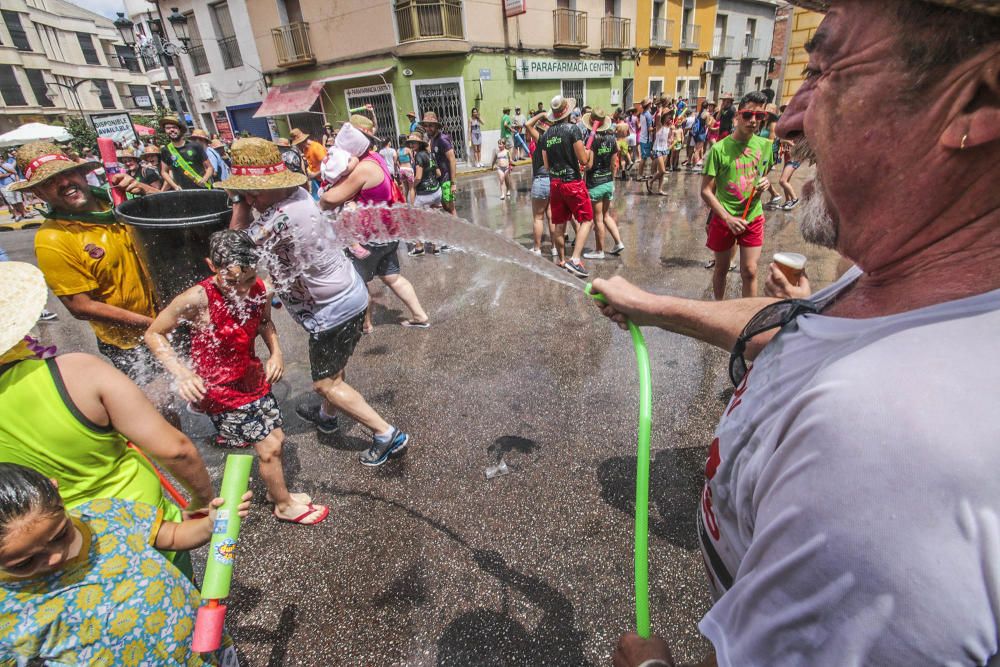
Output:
top-left (246, 187), bottom-right (367, 333)
top-left (698, 266), bottom-right (1000, 666)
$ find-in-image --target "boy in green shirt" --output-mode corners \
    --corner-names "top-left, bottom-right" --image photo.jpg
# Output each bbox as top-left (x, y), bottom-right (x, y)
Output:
top-left (701, 91), bottom-right (775, 300)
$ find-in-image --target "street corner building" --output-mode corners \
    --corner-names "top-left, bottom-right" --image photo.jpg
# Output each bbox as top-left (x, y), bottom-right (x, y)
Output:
top-left (244, 0), bottom-right (639, 162)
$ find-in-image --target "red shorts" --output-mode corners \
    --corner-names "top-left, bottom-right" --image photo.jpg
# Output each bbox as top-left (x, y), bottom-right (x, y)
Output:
top-left (706, 213), bottom-right (765, 252)
top-left (549, 179), bottom-right (594, 226)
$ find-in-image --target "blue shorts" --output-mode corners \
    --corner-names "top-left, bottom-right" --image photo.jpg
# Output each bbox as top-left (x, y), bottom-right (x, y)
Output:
top-left (530, 175), bottom-right (550, 200)
top-left (640, 141), bottom-right (653, 159)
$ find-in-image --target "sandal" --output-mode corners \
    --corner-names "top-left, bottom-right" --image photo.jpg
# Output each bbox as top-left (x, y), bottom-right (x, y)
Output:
top-left (401, 319), bottom-right (430, 329)
top-left (274, 503), bottom-right (329, 525)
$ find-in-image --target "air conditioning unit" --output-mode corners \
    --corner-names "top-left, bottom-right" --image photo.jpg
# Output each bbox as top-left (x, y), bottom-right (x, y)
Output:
top-left (702, 60), bottom-right (715, 74)
top-left (195, 82), bottom-right (215, 101)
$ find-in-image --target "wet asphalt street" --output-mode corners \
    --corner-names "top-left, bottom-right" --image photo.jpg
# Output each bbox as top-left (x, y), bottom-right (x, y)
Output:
top-left (2, 163), bottom-right (840, 666)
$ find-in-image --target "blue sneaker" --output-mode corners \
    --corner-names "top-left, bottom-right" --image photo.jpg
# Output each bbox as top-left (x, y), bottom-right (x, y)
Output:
top-left (360, 429), bottom-right (409, 467)
top-left (295, 404), bottom-right (340, 434)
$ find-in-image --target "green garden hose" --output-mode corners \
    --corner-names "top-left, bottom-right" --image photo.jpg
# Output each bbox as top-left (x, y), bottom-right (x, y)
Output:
top-left (585, 283), bottom-right (653, 639)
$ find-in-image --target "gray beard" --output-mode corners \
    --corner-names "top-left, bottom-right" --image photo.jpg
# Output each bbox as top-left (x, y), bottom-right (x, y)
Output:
top-left (799, 175), bottom-right (839, 250)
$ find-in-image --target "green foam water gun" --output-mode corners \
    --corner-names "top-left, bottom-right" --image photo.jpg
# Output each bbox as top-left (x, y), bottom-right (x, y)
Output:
top-left (585, 283), bottom-right (653, 639)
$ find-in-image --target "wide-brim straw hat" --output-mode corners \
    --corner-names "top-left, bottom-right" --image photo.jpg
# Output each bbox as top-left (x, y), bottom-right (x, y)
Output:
top-left (404, 133), bottom-right (428, 147)
top-left (582, 109), bottom-right (612, 132)
top-left (116, 150), bottom-right (136, 161)
top-left (547, 95), bottom-right (576, 123)
top-left (0, 262), bottom-right (47, 356)
top-left (159, 115), bottom-right (186, 132)
top-left (289, 128), bottom-right (309, 146)
top-left (720, 92), bottom-right (735, 101)
top-left (210, 139), bottom-right (226, 150)
top-left (420, 112), bottom-right (442, 127)
top-left (217, 137), bottom-right (307, 191)
top-left (190, 128), bottom-right (210, 141)
top-left (142, 145), bottom-right (160, 158)
top-left (8, 141), bottom-right (98, 192)
top-left (350, 114), bottom-right (377, 138)
top-left (275, 137), bottom-right (290, 147)
top-left (787, 0), bottom-right (998, 14)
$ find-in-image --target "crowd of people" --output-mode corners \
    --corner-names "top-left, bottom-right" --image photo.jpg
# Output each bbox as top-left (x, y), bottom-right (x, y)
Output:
top-left (0, 0), bottom-right (996, 663)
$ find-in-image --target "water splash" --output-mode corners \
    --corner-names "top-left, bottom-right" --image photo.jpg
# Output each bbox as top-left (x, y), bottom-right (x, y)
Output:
top-left (329, 205), bottom-right (582, 290)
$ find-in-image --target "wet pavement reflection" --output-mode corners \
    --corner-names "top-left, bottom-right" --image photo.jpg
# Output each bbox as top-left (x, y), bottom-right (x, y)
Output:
top-left (4, 162), bottom-right (838, 665)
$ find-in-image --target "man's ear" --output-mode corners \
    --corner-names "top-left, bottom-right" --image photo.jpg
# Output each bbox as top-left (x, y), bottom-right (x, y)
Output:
top-left (205, 257), bottom-right (216, 273)
top-left (49, 477), bottom-right (59, 490)
top-left (941, 46), bottom-right (1000, 150)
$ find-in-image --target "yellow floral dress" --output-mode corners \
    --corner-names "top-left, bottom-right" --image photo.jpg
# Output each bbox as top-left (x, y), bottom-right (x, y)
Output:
top-left (0, 499), bottom-right (238, 666)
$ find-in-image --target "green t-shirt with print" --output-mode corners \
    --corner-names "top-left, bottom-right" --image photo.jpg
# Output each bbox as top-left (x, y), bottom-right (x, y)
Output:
top-left (703, 133), bottom-right (775, 220)
top-left (500, 114), bottom-right (512, 139)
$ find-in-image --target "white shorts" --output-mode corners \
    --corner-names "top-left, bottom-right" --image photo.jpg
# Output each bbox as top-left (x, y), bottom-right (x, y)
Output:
top-left (414, 189), bottom-right (442, 208)
top-left (1, 186), bottom-right (22, 205)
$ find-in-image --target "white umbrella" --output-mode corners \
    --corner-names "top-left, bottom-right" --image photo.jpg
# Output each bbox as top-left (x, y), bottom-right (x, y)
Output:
top-left (0, 122), bottom-right (73, 148)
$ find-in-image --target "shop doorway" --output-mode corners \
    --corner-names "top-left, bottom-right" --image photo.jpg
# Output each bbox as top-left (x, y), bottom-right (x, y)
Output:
top-left (345, 84), bottom-right (400, 144)
top-left (412, 79), bottom-right (468, 161)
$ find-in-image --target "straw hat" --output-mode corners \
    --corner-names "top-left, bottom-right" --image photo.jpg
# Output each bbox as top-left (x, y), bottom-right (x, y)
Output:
top-left (210, 139), bottom-right (226, 150)
top-left (787, 0), bottom-right (998, 14)
top-left (289, 128), bottom-right (309, 146)
top-left (217, 137), bottom-right (307, 191)
top-left (0, 262), bottom-right (47, 356)
top-left (7, 141), bottom-right (99, 192)
top-left (350, 114), bottom-right (377, 138)
top-left (159, 115), bottom-right (185, 132)
top-left (720, 92), bottom-right (735, 101)
top-left (406, 111), bottom-right (416, 118)
top-left (582, 108), bottom-right (612, 132)
top-left (547, 95), bottom-right (576, 123)
top-left (116, 150), bottom-right (137, 161)
top-left (420, 112), bottom-right (442, 128)
top-left (404, 133), bottom-right (428, 147)
top-left (190, 128), bottom-right (210, 141)
top-left (142, 145), bottom-right (161, 158)
top-left (275, 137), bottom-right (290, 147)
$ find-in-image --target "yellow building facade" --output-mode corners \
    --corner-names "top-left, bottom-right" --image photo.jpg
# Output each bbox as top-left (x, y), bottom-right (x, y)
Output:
top-left (781, 7), bottom-right (823, 101)
top-left (634, 0), bottom-right (717, 103)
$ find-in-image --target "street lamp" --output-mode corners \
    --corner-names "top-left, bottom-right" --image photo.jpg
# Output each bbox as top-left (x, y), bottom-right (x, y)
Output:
top-left (113, 10), bottom-right (191, 123)
top-left (46, 78), bottom-right (98, 120)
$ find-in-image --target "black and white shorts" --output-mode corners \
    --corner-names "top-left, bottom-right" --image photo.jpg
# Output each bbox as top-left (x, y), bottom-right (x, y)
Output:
top-left (209, 392), bottom-right (283, 447)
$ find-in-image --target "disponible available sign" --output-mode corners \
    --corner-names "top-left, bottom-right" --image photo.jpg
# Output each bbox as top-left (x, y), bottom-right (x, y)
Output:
top-left (515, 58), bottom-right (615, 80)
top-left (90, 112), bottom-right (137, 145)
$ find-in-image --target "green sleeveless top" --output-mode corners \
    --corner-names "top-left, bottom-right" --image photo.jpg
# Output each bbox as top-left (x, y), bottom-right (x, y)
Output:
top-left (0, 358), bottom-right (185, 561)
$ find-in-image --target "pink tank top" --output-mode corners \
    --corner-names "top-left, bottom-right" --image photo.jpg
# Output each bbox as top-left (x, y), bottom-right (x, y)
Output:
top-left (190, 276), bottom-right (269, 414)
top-left (355, 152), bottom-right (394, 205)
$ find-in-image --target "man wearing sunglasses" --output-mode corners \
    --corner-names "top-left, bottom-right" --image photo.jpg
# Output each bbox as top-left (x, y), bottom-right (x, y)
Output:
top-left (597, 1), bottom-right (1000, 665)
top-left (701, 91), bottom-right (774, 300)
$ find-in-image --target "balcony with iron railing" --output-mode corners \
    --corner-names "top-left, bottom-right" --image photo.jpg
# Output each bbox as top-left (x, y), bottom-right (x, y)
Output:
top-left (218, 35), bottom-right (243, 69)
top-left (649, 18), bottom-right (674, 49)
top-left (680, 23), bottom-right (700, 50)
top-left (272, 22), bottom-right (315, 68)
top-left (553, 8), bottom-right (587, 49)
top-left (600, 16), bottom-right (630, 51)
top-left (393, 0), bottom-right (469, 56)
top-left (742, 38), bottom-right (762, 60)
top-left (711, 35), bottom-right (735, 59)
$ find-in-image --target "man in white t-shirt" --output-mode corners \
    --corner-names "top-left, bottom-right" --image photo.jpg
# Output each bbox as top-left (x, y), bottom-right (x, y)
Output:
top-left (225, 138), bottom-right (411, 468)
top-left (595, 1), bottom-right (1000, 665)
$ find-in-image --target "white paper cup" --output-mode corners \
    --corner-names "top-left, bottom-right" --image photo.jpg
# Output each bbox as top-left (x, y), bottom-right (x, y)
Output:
top-left (773, 252), bottom-right (807, 284)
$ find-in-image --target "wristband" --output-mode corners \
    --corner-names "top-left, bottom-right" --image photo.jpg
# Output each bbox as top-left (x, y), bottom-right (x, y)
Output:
top-left (636, 661), bottom-right (671, 667)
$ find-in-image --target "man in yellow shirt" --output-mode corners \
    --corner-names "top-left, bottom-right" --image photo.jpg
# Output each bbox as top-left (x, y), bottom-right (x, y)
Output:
top-left (290, 128), bottom-right (327, 199)
top-left (9, 142), bottom-right (160, 387)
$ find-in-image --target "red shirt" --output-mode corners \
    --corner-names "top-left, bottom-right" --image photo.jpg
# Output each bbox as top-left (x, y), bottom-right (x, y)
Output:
top-left (190, 276), bottom-right (269, 414)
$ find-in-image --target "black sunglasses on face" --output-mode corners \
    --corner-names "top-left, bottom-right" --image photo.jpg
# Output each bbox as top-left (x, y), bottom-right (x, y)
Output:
top-left (728, 299), bottom-right (820, 386)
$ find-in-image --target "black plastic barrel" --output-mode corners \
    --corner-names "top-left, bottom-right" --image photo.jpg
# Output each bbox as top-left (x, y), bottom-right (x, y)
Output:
top-left (115, 189), bottom-right (233, 307)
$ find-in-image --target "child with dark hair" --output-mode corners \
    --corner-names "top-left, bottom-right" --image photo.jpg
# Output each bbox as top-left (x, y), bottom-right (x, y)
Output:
top-left (146, 230), bottom-right (327, 525)
top-left (0, 461), bottom-right (249, 665)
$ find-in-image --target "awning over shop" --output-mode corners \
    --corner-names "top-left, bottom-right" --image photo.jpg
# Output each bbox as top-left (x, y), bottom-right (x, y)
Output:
top-left (253, 80), bottom-right (324, 118)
